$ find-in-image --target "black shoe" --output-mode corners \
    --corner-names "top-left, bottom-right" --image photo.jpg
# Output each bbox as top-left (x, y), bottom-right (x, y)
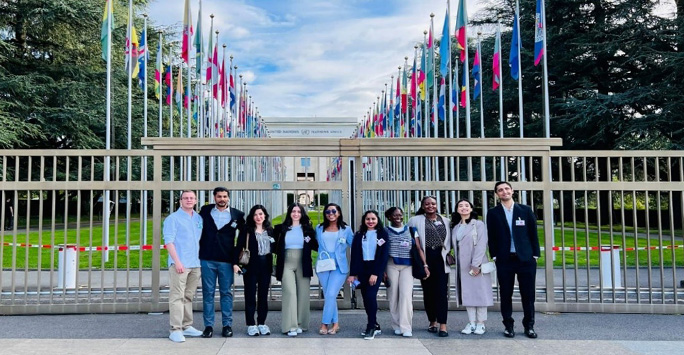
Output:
top-left (524, 327), bottom-right (538, 339)
top-left (504, 326), bottom-right (515, 338)
top-left (438, 330), bottom-right (449, 337)
top-left (427, 325), bottom-right (438, 333)
top-left (222, 326), bottom-right (233, 337)
top-left (361, 323), bottom-right (381, 336)
top-left (201, 326), bottom-right (213, 338)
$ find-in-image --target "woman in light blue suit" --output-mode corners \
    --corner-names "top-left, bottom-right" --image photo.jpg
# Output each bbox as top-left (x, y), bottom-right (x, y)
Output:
top-left (316, 203), bottom-right (354, 335)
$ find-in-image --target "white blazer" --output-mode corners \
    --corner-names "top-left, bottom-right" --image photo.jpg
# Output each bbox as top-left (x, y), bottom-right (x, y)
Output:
top-left (407, 214), bottom-right (452, 274)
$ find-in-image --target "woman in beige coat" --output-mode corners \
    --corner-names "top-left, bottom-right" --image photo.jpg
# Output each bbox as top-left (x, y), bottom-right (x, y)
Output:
top-left (451, 199), bottom-right (493, 335)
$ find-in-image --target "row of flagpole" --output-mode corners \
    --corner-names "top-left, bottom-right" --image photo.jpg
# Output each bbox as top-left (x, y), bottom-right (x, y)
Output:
top-left (352, 0), bottom-right (550, 216)
top-left (100, 0), bottom-right (282, 259)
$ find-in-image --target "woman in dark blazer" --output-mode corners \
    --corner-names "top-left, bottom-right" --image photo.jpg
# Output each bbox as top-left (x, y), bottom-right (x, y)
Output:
top-left (236, 205), bottom-right (275, 336)
top-left (347, 210), bottom-right (389, 340)
top-left (273, 203), bottom-right (318, 336)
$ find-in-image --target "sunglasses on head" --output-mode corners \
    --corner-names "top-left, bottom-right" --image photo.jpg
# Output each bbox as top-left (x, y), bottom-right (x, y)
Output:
top-left (325, 209), bottom-right (338, 215)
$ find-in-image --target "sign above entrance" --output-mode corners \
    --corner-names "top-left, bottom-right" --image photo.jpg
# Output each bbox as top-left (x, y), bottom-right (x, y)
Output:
top-left (262, 117), bottom-right (358, 138)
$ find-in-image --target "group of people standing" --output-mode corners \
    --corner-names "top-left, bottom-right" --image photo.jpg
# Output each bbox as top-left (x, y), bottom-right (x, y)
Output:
top-left (162, 181), bottom-right (540, 342)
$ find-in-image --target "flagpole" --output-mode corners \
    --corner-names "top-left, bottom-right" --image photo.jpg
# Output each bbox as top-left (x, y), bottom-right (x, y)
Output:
top-left (422, 32), bottom-right (428, 138)
top-left (142, 13), bottom-right (149, 245)
top-left (477, 34), bottom-right (484, 138)
top-left (497, 20), bottom-right (505, 180)
top-left (514, 0), bottom-right (527, 204)
top-left (125, 0), bottom-right (134, 255)
top-left (103, 0), bottom-right (113, 263)
top-left (158, 32), bottom-right (163, 137)
top-left (169, 59), bottom-right (175, 211)
top-left (541, 0), bottom-right (550, 138)
top-left (430, 14), bottom-right (438, 141)
top-left (447, 0), bottom-right (453, 140)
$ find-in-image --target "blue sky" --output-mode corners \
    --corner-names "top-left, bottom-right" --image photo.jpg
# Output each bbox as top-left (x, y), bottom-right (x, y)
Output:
top-left (147, 0), bottom-right (483, 120)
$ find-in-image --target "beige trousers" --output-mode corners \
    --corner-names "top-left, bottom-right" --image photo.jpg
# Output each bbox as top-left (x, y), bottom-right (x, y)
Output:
top-left (168, 266), bottom-right (201, 331)
top-left (466, 306), bottom-right (488, 323)
top-left (386, 259), bottom-right (414, 333)
top-left (280, 249), bottom-right (311, 333)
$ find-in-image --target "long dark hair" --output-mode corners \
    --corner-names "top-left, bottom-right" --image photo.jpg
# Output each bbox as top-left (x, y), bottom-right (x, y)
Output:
top-left (321, 203), bottom-right (347, 230)
top-left (450, 198), bottom-right (479, 228)
top-left (246, 204), bottom-right (271, 230)
top-left (415, 195), bottom-right (437, 215)
top-left (358, 210), bottom-right (383, 234)
top-left (282, 203), bottom-right (311, 229)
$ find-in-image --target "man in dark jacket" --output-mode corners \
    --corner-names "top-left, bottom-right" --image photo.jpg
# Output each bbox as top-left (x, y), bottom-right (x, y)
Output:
top-left (198, 187), bottom-right (245, 338)
top-left (487, 181), bottom-right (541, 339)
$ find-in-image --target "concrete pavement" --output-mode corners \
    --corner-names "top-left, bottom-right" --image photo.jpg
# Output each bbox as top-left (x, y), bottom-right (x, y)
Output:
top-left (0, 310), bottom-right (682, 354)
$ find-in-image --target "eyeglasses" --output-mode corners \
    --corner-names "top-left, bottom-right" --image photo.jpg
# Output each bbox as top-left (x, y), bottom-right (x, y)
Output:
top-left (325, 209), bottom-right (338, 215)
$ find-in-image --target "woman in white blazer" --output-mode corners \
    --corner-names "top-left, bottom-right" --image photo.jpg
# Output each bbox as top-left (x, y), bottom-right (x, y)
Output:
top-left (407, 196), bottom-right (452, 337)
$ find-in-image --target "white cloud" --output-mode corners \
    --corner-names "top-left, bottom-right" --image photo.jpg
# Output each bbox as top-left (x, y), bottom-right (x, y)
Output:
top-left (147, 0), bottom-right (483, 121)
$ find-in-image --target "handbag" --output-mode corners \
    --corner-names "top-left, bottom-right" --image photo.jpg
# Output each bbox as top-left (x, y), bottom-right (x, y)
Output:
top-left (445, 252), bottom-right (456, 266)
top-left (409, 228), bottom-right (427, 279)
top-left (481, 260), bottom-right (496, 274)
top-left (238, 232), bottom-right (250, 265)
top-left (316, 251), bottom-right (336, 273)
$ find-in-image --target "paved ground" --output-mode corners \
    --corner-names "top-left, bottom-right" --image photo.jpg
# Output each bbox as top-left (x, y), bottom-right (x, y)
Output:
top-left (0, 310), bottom-right (682, 354)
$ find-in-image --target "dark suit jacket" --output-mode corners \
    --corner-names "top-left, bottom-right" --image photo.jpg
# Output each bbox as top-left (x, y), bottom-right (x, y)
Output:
top-left (199, 204), bottom-right (245, 263)
top-left (486, 203), bottom-right (540, 262)
top-left (273, 223), bottom-right (318, 281)
top-left (349, 228), bottom-right (390, 282)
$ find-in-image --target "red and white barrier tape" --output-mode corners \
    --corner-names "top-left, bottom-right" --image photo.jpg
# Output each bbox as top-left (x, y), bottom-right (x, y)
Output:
top-left (3, 241), bottom-right (683, 253)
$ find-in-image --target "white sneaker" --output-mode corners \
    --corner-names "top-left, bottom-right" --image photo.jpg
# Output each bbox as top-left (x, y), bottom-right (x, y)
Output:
top-left (287, 329), bottom-right (298, 337)
top-left (296, 328), bottom-right (303, 334)
top-left (402, 331), bottom-right (413, 337)
top-left (394, 329), bottom-right (402, 335)
top-left (258, 324), bottom-right (271, 335)
top-left (474, 323), bottom-right (486, 335)
top-left (182, 326), bottom-right (203, 337)
top-left (247, 325), bottom-right (259, 336)
top-left (169, 330), bottom-right (186, 343)
top-left (461, 322), bottom-right (475, 335)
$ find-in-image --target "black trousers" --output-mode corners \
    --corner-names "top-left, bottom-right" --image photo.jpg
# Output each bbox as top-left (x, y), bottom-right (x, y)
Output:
top-left (496, 254), bottom-right (537, 328)
top-left (243, 254), bottom-right (272, 326)
top-left (419, 248), bottom-right (448, 324)
top-left (360, 261), bottom-right (382, 329)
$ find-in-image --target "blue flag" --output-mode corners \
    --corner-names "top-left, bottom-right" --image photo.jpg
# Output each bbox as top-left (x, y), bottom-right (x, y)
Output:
top-left (509, 10), bottom-right (520, 80)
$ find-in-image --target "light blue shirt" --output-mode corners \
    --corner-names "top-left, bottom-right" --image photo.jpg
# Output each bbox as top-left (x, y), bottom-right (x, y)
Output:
top-left (163, 208), bottom-right (203, 268)
top-left (284, 225), bottom-right (304, 249)
top-left (503, 203), bottom-right (516, 253)
top-left (210, 206), bottom-right (232, 229)
top-left (321, 231), bottom-right (339, 255)
top-left (362, 230), bottom-right (378, 261)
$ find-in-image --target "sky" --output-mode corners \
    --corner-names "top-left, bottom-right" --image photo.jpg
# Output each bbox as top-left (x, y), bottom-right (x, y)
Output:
top-left (146, 0), bottom-right (483, 122)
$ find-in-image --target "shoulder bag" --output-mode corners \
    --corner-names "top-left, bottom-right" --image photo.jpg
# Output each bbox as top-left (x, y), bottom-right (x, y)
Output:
top-left (238, 232), bottom-right (250, 265)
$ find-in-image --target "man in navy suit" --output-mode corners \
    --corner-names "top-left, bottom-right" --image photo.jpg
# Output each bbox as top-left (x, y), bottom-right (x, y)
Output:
top-left (486, 181), bottom-right (540, 339)
top-left (198, 187), bottom-right (245, 338)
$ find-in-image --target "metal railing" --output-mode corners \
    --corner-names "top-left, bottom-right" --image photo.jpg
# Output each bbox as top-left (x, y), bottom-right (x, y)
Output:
top-left (1, 138), bottom-right (682, 314)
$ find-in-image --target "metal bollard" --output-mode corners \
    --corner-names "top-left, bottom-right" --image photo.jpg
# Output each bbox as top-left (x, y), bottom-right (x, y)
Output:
top-left (58, 245), bottom-right (77, 289)
top-left (600, 245), bottom-right (622, 288)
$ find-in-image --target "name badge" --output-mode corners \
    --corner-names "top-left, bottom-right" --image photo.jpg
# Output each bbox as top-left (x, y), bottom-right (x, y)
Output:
top-left (515, 219), bottom-right (525, 226)
top-left (433, 221), bottom-right (443, 226)
top-left (269, 237), bottom-right (276, 243)
top-left (304, 236), bottom-right (311, 243)
top-left (400, 241), bottom-right (410, 248)
top-left (338, 237), bottom-right (346, 244)
top-left (230, 221), bottom-right (238, 228)
top-left (377, 239), bottom-right (386, 246)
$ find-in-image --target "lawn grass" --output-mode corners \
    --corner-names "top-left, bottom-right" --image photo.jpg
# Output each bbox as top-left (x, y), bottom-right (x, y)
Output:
top-left (3, 215), bottom-right (681, 269)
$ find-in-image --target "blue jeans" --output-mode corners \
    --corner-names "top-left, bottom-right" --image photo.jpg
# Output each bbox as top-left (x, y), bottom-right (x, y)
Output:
top-left (201, 259), bottom-right (234, 327)
top-left (318, 267), bottom-right (347, 324)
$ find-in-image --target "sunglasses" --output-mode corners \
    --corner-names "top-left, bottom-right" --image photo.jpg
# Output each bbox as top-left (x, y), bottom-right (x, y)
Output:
top-left (324, 209), bottom-right (338, 215)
